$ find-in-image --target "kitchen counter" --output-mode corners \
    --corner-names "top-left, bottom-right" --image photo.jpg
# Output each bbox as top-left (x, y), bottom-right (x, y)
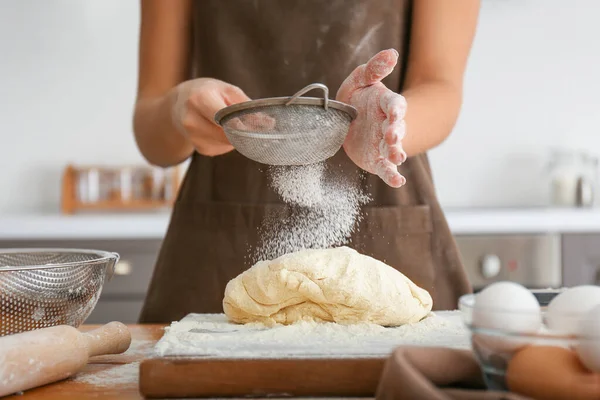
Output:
top-left (0, 214), bottom-right (170, 240)
top-left (444, 207), bottom-right (600, 234)
top-left (2, 208), bottom-right (600, 240)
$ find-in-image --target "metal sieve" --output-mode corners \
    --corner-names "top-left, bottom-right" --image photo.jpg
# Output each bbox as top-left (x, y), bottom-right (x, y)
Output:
top-left (214, 83), bottom-right (357, 166)
top-left (0, 248), bottom-right (118, 336)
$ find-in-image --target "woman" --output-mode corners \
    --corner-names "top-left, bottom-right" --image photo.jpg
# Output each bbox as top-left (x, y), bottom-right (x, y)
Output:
top-left (134, 0), bottom-right (480, 323)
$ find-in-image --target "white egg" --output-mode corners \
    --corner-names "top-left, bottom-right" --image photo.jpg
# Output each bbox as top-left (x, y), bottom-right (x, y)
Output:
top-left (473, 281), bottom-right (542, 333)
top-left (546, 285), bottom-right (600, 335)
top-left (576, 303), bottom-right (600, 372)
top-left (472, 281), bottom-right (543, 355)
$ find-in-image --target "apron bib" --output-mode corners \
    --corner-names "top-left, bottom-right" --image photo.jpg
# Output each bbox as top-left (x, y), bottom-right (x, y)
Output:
top-left (139, 0), bottom-right (471, 323)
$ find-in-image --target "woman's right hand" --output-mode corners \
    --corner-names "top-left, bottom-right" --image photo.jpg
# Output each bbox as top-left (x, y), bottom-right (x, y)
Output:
top-left (169, 78), bottom-right (252, 157)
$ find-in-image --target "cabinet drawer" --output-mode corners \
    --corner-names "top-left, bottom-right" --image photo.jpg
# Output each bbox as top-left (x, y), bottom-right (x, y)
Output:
top-left (562, 234), bottom-right (600, 286)
top-left (101, 249), bottom-right (159, 295)
top-left (0, 239), bottom-right (162, 295)
top-left (86, 299), bottom-right (145, 324)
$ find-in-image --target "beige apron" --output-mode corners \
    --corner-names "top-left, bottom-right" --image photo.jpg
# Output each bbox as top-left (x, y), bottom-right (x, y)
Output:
top-left (139, 0), bottom-right (472, 324)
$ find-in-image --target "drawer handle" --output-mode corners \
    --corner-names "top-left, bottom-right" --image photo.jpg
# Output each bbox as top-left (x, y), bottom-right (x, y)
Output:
top-left (114, 261), bottom-right (133, 276)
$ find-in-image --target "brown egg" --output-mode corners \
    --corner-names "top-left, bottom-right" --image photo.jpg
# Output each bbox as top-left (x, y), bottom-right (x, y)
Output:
top-left (506, 345), bottom-right (600, 400)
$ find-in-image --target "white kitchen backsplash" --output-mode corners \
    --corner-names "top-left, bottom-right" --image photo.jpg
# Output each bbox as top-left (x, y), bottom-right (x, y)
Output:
top-left (428, 0), bottom-right (600, 208)
top-left (0, 0), bottom-right (599, 213)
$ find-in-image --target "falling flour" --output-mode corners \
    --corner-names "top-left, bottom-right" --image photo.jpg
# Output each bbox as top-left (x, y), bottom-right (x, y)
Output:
top-left (253, 162), bottom-right (370, 261)
top-left (269, 162), bottom-right (327, 207)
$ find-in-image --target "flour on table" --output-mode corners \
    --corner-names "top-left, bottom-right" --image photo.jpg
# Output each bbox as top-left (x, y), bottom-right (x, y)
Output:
top-left (122, 339), bottom-right (154, 356)
top-left (70, 362), bottom-right (139, 387)
top-left (68, 340), bottom-right (152, 387)
top-left (154, 312), bottom-right (470, 359)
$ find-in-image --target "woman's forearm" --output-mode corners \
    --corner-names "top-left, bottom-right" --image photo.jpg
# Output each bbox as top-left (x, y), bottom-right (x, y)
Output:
top-left (401, 81), bottom-right (463, 157)
top-left (134, 0), bottom-right (194, 168)
top-left (133, 93), bottom-right (194, 168)
top-left (399, 0), bottom-right (479, 157)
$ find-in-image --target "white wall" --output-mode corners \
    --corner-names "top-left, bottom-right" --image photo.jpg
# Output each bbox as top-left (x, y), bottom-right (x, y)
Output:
top-left (0, 0), bottom-right (599, 213)
top-left (429, 0), bottom-right (600, 208)
top-left (0, 1), bottom-right (144, 213)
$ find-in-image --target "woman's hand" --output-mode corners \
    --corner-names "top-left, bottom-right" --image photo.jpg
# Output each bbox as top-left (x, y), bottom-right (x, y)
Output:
top-left (336, 49), bottom-right (407, 188)
top-left (169, 78), bottom-right (251, 157)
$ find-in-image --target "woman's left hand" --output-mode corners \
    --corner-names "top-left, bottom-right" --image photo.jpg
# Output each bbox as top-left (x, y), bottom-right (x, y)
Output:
top-left (336, 49), bottom-right (407, 188)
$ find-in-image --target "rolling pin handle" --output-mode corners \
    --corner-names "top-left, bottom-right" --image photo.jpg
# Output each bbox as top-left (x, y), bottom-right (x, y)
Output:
top-left (83, 321), bottom-right (132, 357)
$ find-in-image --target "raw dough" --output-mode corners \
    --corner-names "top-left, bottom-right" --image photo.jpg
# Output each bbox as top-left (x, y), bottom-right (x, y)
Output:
top-left (223, 246), bottom-right (433, 326)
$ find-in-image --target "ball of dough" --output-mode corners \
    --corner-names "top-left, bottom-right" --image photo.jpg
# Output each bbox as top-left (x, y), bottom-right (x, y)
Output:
top-left (223, 246), bottom-right (433, 326)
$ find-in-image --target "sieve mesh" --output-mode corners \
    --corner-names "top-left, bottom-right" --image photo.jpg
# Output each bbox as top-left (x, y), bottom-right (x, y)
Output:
top-left (215, 83), bottom-right (357, 166)
top-left (0, 249), bottom-right (118, 336)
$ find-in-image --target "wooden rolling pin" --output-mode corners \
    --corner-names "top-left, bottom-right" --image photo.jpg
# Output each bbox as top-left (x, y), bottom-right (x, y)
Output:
top-left (0, 321), bottom-right (131, 397)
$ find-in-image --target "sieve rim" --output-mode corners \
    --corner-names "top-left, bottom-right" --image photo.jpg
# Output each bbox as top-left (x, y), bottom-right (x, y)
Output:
top-left (213, 96), bottom-right (358, 126)
top-left (0, 248), bottom-right (120, 272)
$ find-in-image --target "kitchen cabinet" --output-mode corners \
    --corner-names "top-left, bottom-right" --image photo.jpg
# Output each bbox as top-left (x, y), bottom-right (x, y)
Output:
top-left (0, 238), bottom-right (162, 324)
top-left (3, 229), bottom-right (600, 325)
top-left (561, 233), bottom-right (600, 286)
top-left (454, 234), bottom-right (562, 291)
top-left (455, 232), bottom-right (600, 291)
top-left (88, 299), bottom-right (146, 324)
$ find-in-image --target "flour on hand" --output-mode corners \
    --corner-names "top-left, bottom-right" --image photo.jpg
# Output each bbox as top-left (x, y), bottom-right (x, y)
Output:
top-left (223, 246), bottom-right (433, 327)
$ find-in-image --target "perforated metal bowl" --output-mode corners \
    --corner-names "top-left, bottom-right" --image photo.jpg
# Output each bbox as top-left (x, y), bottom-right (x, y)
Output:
top-left (215, 83), bottom-right (357, 166)
top-left (0, 248), bottom-right (119, 336)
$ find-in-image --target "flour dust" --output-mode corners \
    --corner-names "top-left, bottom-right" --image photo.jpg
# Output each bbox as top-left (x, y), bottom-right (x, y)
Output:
top-left (71, 362), bottom-right (139, 387)
top-left (154, 312), bottom-right (471, 358)
top-left (252, 162), bottom-right (370, 262)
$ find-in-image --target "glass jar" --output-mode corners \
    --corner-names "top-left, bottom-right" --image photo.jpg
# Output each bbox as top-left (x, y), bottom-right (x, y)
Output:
top-left (547, 150), bottom-right (598, 207)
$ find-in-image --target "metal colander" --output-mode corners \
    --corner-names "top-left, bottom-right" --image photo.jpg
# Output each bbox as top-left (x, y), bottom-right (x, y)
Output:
top-left (215, 83), bottom-right (357, 166)
top-left (0, 248), bottom-right (118, 336)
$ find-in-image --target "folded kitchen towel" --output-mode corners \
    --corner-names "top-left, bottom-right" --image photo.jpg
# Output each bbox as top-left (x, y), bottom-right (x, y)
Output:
top-left (376, 347), bottom-right (531, 400)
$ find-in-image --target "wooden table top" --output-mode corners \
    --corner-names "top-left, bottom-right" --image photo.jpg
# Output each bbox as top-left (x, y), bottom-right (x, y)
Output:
top-left (5, 324), bottom-right (374, 400)
top-left (6, 324), bottom-right (165, 400)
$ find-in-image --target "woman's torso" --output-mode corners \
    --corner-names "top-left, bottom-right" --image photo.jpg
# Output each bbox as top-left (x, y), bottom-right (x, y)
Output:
top-left (138, 0), bottom-right (471, 323)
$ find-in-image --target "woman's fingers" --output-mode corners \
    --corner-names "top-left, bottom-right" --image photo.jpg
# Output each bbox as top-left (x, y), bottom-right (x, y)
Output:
top-left (223, 84), bottom-right (252, 106)
top-left (336, 50), bottom-right (409, 188)
top-left (336, 48), bottom-right (399, 103)
top-left (245, 112), bottom-right (276, 131)
top-left (227, 112), bottom-right (276, 132)
top-left (380, 139), bottom-right (406, 165)
top-left (381, 109), bottom-right (406, 164)
top-left (380, 90), bottom-right (407, 123)
top-left (382, 118), bottom-right (406, 145)
top-left (190, 83), bottom-right (251, 124)
top-left (379, 90), bottom-right (407, 165)
top-left (374, 158), bottom-right (406, 188)
top-left (361, 49), bottom-right (399, 87)
top-left (182, 110), bottom-right (232, 146)
top-left (226, 117), bottom-right (247, 131)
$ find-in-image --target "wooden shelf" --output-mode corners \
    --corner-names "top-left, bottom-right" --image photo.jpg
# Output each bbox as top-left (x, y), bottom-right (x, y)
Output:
top-left (61, 164), bottom-right (181, 215)
top-left (75, 200), bottom-right (172, 210)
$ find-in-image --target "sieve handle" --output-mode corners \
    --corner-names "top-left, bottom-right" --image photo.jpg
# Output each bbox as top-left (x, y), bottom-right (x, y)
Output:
top-left (285, 83), bottom-right (329, 111)
top-left (105, 252), bottom-right (120, 281)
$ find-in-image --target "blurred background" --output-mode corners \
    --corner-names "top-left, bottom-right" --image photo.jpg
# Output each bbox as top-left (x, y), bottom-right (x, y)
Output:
top-left (1, 0), bottom-right (599, 322)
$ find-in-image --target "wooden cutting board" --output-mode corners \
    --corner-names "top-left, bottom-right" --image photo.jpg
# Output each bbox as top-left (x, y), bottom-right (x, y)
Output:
top-left (139, 312), bottom-right (470, 398)
top-left (140, 357), bottom-right (385, 398)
